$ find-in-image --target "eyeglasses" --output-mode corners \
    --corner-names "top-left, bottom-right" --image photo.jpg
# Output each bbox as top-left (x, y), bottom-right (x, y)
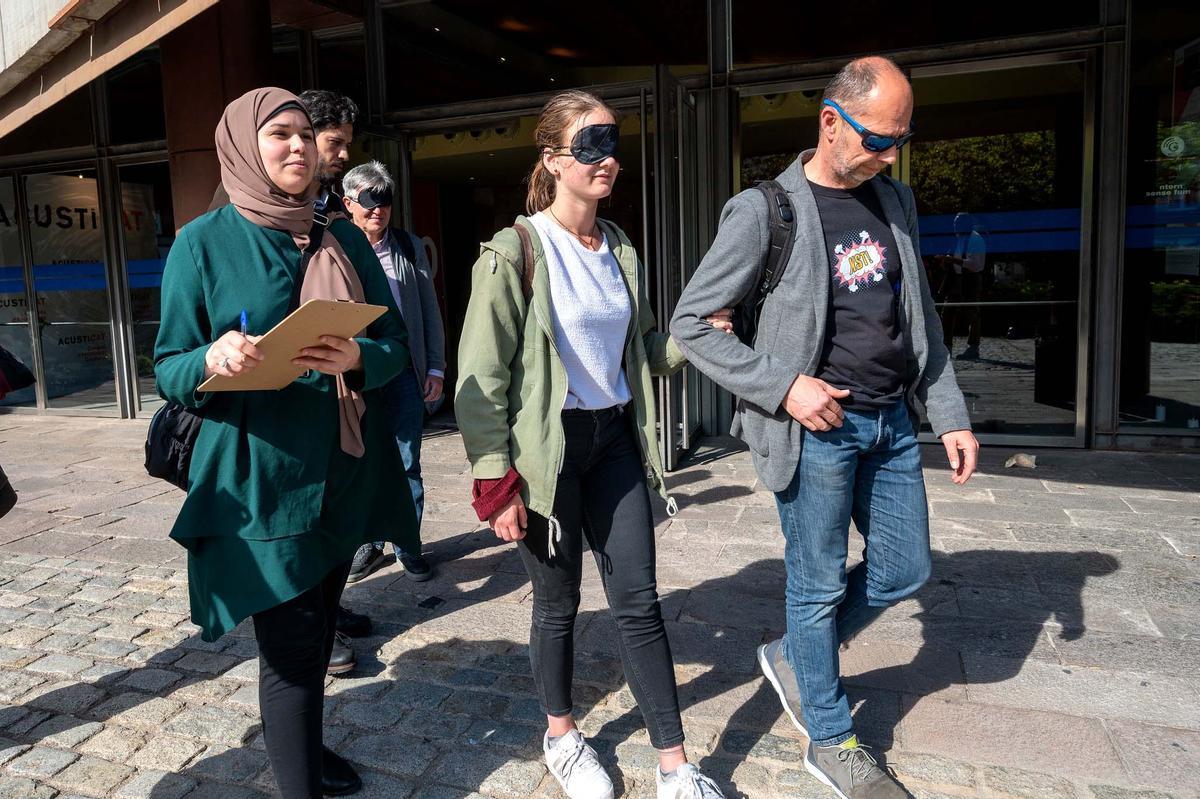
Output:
top-left (548, 123), bottom-right (619, 165)
top-left (822, 99), bottom-right (914, 153)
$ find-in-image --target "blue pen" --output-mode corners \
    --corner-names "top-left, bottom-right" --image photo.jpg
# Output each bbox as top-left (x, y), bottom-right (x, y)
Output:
top-left (240, 309), bottom-right (248, 336)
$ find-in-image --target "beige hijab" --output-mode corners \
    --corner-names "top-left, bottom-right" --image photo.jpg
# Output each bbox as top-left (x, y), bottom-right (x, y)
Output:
top-left (215, 87), bottom-right (369, 457)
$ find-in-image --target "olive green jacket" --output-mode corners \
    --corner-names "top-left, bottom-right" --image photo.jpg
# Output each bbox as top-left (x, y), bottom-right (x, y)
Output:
top-left (456, 216), bottom-right (687, 520)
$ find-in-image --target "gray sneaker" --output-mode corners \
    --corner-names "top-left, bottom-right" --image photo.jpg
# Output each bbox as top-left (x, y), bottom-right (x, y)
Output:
top-left (805, 737), bottom-right (908, 799)
top-left (758, 638), bottom-right (807, 737)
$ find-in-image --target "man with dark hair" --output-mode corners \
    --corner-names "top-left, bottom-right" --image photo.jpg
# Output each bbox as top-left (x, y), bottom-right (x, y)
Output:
top-left (293, 89), bottom-right (372, 678)
top-left (672, 56), bottom-right (978, 798)
top-left (298, 89), bottom-right (358, 192)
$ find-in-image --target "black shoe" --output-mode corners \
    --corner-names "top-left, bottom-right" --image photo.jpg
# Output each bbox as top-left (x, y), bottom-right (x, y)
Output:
top-left (0, 465), bottom-right (15, 519)
top-left (335, 605), bottom-right (372, 638)
top-left (327, 632), bottom-right (356, 677)
top-left (346, 543), bottom-right (387, 584)
top-left (398, 550), bottom-right (434, 582)
top-left (322, 746), bottom-right (362, 796)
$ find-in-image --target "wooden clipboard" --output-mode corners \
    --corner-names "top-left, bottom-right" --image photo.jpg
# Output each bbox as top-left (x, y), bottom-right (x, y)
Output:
top-left (198, 299), bottom-right (387, 392)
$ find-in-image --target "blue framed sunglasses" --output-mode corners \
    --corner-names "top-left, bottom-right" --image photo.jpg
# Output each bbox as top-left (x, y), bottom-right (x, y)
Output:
top-left (822, 99), bottom-right (914, 153)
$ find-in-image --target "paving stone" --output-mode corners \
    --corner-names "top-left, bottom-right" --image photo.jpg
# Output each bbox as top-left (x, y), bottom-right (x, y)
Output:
top-left (182, 781), bottom-right (269, 799)
top-left (979, 765), bottom-right (1078, 799)
top-left (19, 681), bottom-right (106, 716)
top-left (1105, 720), bottom-right (1200, 796)
top-left (1089, 788), bottom-right (1179, 799)
top-left (187, 745), bottom-right (268, 782)
top-left (344, 733), bottom-right (440, 777)
top-left (76, 639), bottom-right (138, 660)
top-left (115, 669), bottom-right (182, 693)
top-left (0, 775), bottom-right (57, 799)
top-left (129, 734), bottom-right (205, 771)
top-left (97, 694), bottom-right (183, 728)
top-left (885, 752), bottom-right (977, 789)
top-left (77, 728), bottom-right (146, 768)
top-left (7, 746), bottom-right (79, 778)
top-left (900, 697), bottom-right (1126, 781)
top-left (93, 623), bottom-right (149, 642)
top-left (52, 755), bottom-right (134, 798)
top-left (434, 749), bottom-right (545, 797)
top-left (0, 739), bottom-right (28, 767)
top-left (77, 664), bottom-right (126, 684)
top-left (114, 770), bottom-right (197, 799)
top-left (165, 706), bottom-right (257, 746)
top-left (26, 654), bottom-right (93, 678)
top-left (26, 716), bottom-right (104, 748)
top-left (173, 651), bottom-right (240, 675)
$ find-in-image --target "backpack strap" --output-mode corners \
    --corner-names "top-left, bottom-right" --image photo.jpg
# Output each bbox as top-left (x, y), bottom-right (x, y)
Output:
top-left (288, 212), bottom-right (329, 314)
top-left (512, 222), bottom-right (536, 304)
top-left (754, 180), bottom-right (796, 298)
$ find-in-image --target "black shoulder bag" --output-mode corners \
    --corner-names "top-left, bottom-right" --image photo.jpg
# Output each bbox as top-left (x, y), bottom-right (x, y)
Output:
top-left (145, 214), bottom-right (329, 491)
top-left (732, 180), bottom-right (797, 347)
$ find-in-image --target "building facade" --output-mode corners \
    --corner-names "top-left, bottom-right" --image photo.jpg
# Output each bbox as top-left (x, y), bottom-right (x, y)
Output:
top-left (0, 0), bottom-right (1196, 466)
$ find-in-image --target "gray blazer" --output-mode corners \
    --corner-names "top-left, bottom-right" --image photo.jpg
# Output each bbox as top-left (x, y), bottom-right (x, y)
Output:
top-left (385, 229), bottom-right (446, 383)
top-left (670, 151), bottom-right (970, 492)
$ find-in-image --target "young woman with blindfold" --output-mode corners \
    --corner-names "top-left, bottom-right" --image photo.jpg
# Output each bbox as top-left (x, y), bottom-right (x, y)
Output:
top-left (155, 88), bottom-right (418, 798)
top-left (456, 90), bottom-right (730, 799)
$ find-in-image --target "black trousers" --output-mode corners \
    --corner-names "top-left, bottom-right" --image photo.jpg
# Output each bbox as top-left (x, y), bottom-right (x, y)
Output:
top-left (252, 561), bottom-right (350, 799)
top-left (517, 406), bottom-right (685, 749)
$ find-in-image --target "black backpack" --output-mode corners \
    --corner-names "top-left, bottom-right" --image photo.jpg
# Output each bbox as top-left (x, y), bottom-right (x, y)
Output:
top-left (145, 213), bottom-right (329, 491)
top-left (732, 180), bottom-right (797, 347)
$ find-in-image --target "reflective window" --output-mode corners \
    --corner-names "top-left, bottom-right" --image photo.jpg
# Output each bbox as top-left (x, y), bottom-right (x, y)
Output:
top-left (106, 48), bottom-right (166, 144)
top-left (118, 163), bottom-right (175, 414)
top-left (1119, 6), bottom-right (1200, 432)
top-left (317, 25), bottom-right (368, 110)
top-left (732, 1), bottom-right (1100, 69)
top-left (0, 88), bottom-right (93, 157)
top-left (380, 1), bottom-right (702, 109)
top-left (738, 60), bottom-right (1088, 438)
top-left (24, 170), bottom-right (117, 410)
top-left (271, 26), bottom-right (306, 93)
top-left (0, 176), bottom-right (36, 408)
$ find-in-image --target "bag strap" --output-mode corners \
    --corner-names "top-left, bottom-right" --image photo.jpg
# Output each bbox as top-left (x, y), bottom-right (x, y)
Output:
top-left (754, 180), bottom-right (796, 300)
top-left (287, 212), bottom-right (329, 314)
top-left (512, 222), bottom-right (536, 304)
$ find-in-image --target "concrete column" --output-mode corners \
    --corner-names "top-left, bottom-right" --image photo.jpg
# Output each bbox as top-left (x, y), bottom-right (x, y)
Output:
top-left (160, 0), bottom-right (271, 228)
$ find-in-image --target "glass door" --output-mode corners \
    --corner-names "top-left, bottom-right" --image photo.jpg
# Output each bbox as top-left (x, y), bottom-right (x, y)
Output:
top-left (116, 162), bottom-right (175, 415)
top-left (737, 54), bottom-right (1092, 444)
top-left (0, 175), bottom-right (37, 408)
top-left (24, 168), bottom-right (119, 411)
top-left (650, 66), bottom-right (703, 470)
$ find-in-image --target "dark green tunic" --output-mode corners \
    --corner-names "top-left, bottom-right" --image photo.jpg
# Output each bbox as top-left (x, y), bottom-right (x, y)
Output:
top-left (155, 205), bottom-right (418, 641)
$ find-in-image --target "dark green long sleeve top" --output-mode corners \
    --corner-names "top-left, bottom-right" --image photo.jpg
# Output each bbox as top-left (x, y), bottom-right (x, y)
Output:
top-left (155, 205), bottom-right (418, 640)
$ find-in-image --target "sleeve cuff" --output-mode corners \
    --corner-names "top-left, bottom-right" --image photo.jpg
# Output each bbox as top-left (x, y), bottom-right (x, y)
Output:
top-left (427, 369), bottom-right (445, 379)
top-left (471, 467), bottom-right (523, 521)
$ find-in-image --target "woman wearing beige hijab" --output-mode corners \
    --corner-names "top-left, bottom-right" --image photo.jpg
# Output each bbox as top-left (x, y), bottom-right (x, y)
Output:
top-left (155, 87), bottom-right (417, 798)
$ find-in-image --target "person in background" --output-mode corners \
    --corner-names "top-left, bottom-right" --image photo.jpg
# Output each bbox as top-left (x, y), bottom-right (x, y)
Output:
top-left (342, 160), bottom-right (445, 583)
top-left (155, 87), bottom-right (418, 798)
top-left (295, 89), bottom-right (375, 673)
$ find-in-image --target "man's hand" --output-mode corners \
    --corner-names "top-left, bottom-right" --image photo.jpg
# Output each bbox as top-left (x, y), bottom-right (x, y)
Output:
top-left (941, 429), bottom-right (979, 485)
top-left (292, 335), bottom-right (362, 375)
top-left (489, 495), bottom-right (527, 542)
top-left (783, 375), bottom-right (850, 432)
top-left (705, 308), bottom-right (735, 335)
top-left (424, 375), bottom-right (444, 402)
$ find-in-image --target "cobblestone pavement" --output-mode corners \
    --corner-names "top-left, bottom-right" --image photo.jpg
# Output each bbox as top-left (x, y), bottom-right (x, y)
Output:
top-left (1, 414), bottom-right (1199, 799)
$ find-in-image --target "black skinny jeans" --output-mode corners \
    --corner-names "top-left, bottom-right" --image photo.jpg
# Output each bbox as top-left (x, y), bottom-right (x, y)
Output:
top-left (517, 405), bottom-right (685, 749)
top-left (252, 561), bottom-right (350, 799)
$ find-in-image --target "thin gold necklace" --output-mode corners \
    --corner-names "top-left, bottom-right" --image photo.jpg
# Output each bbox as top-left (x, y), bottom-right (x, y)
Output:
top-left (547, 207), bottom-right (600, 251)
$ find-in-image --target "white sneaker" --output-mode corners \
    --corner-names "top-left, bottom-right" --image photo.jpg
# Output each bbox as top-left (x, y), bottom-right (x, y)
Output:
top-left (656, 763), bottom-right (726, 799)
top-left (544, 729), bottom-right (614, 799)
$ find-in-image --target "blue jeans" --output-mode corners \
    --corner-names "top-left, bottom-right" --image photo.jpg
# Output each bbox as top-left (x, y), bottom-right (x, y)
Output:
top-left (774, 399), bottom-right (931, 746)
top-left (377, 367), bottom-right (425, 554)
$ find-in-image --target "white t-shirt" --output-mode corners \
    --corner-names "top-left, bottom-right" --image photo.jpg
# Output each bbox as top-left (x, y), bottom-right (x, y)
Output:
top-left (529, 211), bottom-right (633, 411)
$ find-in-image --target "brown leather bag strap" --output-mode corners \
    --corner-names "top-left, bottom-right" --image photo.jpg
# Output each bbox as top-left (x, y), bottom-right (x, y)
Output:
top-left (512, 222), bottom-right (535, 303)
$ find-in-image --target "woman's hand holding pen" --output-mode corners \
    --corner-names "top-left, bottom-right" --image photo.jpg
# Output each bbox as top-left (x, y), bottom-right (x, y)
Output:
top-left (293, 336), bottom-right (362, 376)
top-left (205, 332), bottom-right (265, 378)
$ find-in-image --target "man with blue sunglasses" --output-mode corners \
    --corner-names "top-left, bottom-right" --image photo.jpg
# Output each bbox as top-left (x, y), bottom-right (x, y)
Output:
top-left (672, 57), bottom-right (977, 799)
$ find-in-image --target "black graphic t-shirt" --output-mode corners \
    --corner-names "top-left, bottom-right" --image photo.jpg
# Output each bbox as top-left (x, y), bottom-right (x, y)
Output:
top-left (809, 180), bottom-right (906, 411)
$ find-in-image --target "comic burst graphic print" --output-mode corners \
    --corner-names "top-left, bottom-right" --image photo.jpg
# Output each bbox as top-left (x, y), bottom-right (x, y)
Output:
top-left (832, 230), bottom-right (888, 293)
